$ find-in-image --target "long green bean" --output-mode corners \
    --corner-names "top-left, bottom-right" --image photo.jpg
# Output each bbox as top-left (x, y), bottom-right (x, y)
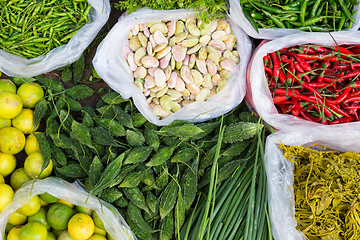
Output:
top-left (0, 0), bottom-right (90, 58)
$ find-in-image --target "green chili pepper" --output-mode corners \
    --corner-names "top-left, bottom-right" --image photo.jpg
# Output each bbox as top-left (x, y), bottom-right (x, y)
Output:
top-left (337, 0), bottom-right (356, 23)
top-left (300, 0), bottom-right (309, 26)
top-left (261, 9), bottom-right (286, 28)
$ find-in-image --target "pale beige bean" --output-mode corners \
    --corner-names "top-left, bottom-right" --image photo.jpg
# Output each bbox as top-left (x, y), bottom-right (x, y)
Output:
top-left (154, 30), bottom-right (168, 45)
top-left (147, 21), bottom-right (161, 28)
top-left (141, 56), bottom-right (159, 68)
top-left (152, 105), bottom-right (169, 118)
top-left (171, 44), bottom-right (187, 62)
top-left (202, 73), bottom-right (213, 89)
top-left (150, 22), bottom-right (168, 34)
top-left (138, 32), bottom-right (148, 48)
top-left (199, 22), bottom-right (211, 36)
top-left (186, 82), bottom-right (200, 95)
top-left (206, 46), bottom-right (217, 54)
top-left (134, 47), bottom-right (146, 66)
top-left (148, 67), bottom-right (157, 77)
top-left (170, 32), bottom-right (188, 43)
top-left (223, 50), bottom-right (239, 63)
top-left (153, 43), bottom-right (167, 53)
top-left (139, 24), bottom-right (146, 31)
top-left (182, 100), bottom-right (194, 106)
top-left (167, 89), bottom-right (182, 101)
top-left (182, 54), bottom-right (189, 66)
top-left (144, 75), bottom-right (156, 89)
top-left (134, 66), bottom-right (147, 78)
top-left (175, 61), bottom-right (183, 70)
top-left (127, 52), bottom-right (138, 71)
top-left (160, 52), bottom-right (172, 69)
top-left (144, 27), bottom-right (150, 37)
top-left (224, 34), bottom-right (236, 51)
top-left (216, 19), bottom-right (230, 32)
top-left (150, 91), bottom-right (156, 97)
top-left (195, 59), bottom-right (207, 74)
top-left (174, 20), bottom-right (185, 35)
top-left (185, 18), bottom-right (201, 37)
top-left (233, 50), bottom-right (239, 58)
top-left (212, 74), bottom-right (220, 86)
top-left (220, 59), bottom-right (237, 72)
top-left (220, 69), bottom-right (230, 79)
top-left (170, 101), bottom-right (181, 112)
top-left (209, 39), bottom-right (226, 51)
top-left (129, 36), bottom-right (142, 52)
top-left (131, 24), bottom-right (140, 36)
top-left (199, 34), bottom-right (211, 45)
top-left (164, 65), bottom-right (172, 80)
top-left (156, 85), bottom-right (169, 98)
top-left (209, 88), bottom-right (217, 98)
top-left (209, 20), bottom-right (218, 33)
top-left (168, 72), bottom-right (178, 88)
top-left (208, 51), bottom-right (221, 65)
top-left (180, 65), bottom-right (193, 83)
top-left (217, 78), bottom-right (228, 92)
top-left (206, 59), bottom-right (218, 76)
top-left (181, 89), bottom-right (190, 97)
top-left (175, 77), bottom-right (186, 92)
top-left (196, 88), bottom-right (210, 102)
top-left (149, 34), bottom-right (157, 48)
top-left (153, 98), bottom-right (160, 105)
top-left (156, 46), bottom-right (171, 59)
top-left (144, 90), bottom-right (151, 97)
top-left (181, 37), bottom-right (199, 48)
top-left (191, 70), bottom-right (203, 87)
top-left (198, 47), bottom-right (207, 60)
top-left (170, 55), bottom-right (176, 70)
top-left (187, 43), bottom-right (202, 55)
top-left (127, 31), bottom-right (132, 39)
top-left (134, 79), bottom-right (144, 92)
top-left (167, 20), bottom-right (176, 37)
top-left (146, 42), bottom-right (153, 56)
top-left (212, 30), bottom-right (227, 41)
top-left (189, 54), bottom-right (196, 69)
top-left (146, 96), bottom-right (153, 104)
top-left (160, 95), bottom-right (172, 112)
top-left (154, 69), bottom-right (166, 87)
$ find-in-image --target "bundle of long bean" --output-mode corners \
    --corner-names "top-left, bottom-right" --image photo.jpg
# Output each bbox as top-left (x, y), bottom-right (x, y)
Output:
top-left (241, 0), bottom-right (358, 32)
top-left (265, 44), bottom-right (360, 125)
top-left (180, 124), bottom-right (272, 240)
top-left (0, 0), bottom-right (91, 58)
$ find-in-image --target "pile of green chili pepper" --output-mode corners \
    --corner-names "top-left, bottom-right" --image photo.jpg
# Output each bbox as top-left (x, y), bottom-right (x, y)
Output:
top-left (265, 44), bottom-right (360, 125)
top-left (241, 0), bottom-right (358, 32)
top-left (0, 0), bottom-right (91, 59)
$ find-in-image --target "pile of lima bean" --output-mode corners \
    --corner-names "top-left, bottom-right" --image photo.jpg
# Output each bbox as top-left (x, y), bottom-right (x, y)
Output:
top-left (126, 18), bottom-right (240, 119)
top-left (10, 55), bottom-right (262, 239)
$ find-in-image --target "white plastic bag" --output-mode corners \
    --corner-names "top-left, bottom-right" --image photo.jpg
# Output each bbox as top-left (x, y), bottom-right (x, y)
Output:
top-left (228, 0), bottom-right (360, 39)
top-left (92, 8), bottom-right (252, 126)
top-left (0, 0), bottom-right (110, 78)
top-left (265, 127), bottom-right (360, 240)
top-left (0, 177), bottom-right (136, 240)
top-left (247, 31), bottom-right (360, 131)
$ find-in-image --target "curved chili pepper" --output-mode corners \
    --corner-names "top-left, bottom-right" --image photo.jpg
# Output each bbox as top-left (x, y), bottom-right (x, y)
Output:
top-left (333, 46), bottom-right (355, 55)
top-left (328, 116), bottom-right (355, 125)
top-left (342, 70), bottom-right (360, 80)
top-left (273, 95), bottom-right (289, 104)
top-left (270, 52), bottom-right (286, 83)
top-left (264, 66), bottom-right (273, 75)
top-left (287, 52), bottom-right (312, 72)
top-left (326, 87), bottom-right (351, 104)
top-left (275, 88), bottom-right (318, 104)
top-left (326, 102), bottom-right (351, 118)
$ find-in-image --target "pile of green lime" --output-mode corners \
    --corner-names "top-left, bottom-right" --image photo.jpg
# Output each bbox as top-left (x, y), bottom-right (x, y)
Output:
top-left (4, 193), bottom-right (112, 240)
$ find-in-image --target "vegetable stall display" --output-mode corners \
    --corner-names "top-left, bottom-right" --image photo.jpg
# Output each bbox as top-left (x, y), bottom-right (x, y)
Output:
top-left (265, 44), bottom-right (360, 124)
top-left (240, 0), bottom-right (359, 32)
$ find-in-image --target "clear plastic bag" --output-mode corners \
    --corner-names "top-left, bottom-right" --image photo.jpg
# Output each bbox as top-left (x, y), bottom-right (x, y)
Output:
top-left (92, 8), bottom-right (252, 126)
top-left (228, 0), bottom-right (360, 40)
top-left (0, 0), bottom-right (110, 78)
top-left (0, 177), bottom-right (136, 240)
top-left (247, 31), bottom-right (360, 131)
top-left (265, 128), bottom-right (360, 240)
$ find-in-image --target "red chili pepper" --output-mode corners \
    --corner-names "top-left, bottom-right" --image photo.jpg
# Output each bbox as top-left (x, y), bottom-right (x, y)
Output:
top-left (299, 109), bottom-right (322, 122)
top-left (344, 105), bottom-right (360, 109)
top-left (263, 54), bottom-right (270, 66)
top-left (281, 55), bottom-right (292, 63)
top-left (333, 64), bottom-right (349, 70)
top-left (286, 60), bottom-right (295, 82)
top-left (326, 102), bottom-right (351, 118)
top-left (333, 46), bottom-right (355, 55)
top-left (311, 104), bottom-right (333, 117)
top-left (287, 52), bottom-right (312, 72)
top-left (349, 81), bottom-right (360, 88)
top-left (328, 116), bottom-right (355, 125)
top-left (323, 77), bottom-right (340, 83)
top-left (314, 46), bottom-right (329, 53)
top-left (342, 70), bottom-right (360, 80)
top-left (270, 52), bottom-right (286, 83)
top-left (275, 88), bottom-right (319, 104)
top-left (273, 95), bottom-right (289, 104)
top-left (307, 82), bottom-right (335, 88)
top-left (301, 82), bottom-right (323, 99)
top-left (326, 87), bottom-right (351, 104)
top-left (301, 46), bottom-right (317, 54)
top-left (264, 66), bottom-right (273, 75)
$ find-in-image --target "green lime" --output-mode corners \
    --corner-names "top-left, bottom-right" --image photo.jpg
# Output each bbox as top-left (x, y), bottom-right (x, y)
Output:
top-left (10, 168), bottom-right (32, 191)
top-left (47, 203), bottom-right (74, 230)
top-left (17, 196), bottom-right (41, 216)
top-left (45, 232), bottom-right (56, 240)
top-left (57, 230), bottom-right (74, 240)
top-left (92, 211), bottom-right (105, 230)
top-left (0, 79), bottom-right (16, 93)
top-left (5, 223), bottom-right (15, 233)
top-left (39, 193), bottom-right (58, 204)
top-left (28, 207), bottom-right (50, 230)
top-left (75, 205), bottom-right (93, 215)
top-left (19, 222), bottom-right (47, 240)
top-left (88, 234), bottom-right (107, 240)
top-left (7, 225), bottom-right (23, 240)
top-left (8, 211), bottom-right (27, 225)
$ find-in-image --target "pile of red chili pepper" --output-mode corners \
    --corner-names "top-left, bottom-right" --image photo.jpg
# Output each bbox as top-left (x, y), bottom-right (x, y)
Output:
top-left (264, 44), bottom-right (360, 125)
